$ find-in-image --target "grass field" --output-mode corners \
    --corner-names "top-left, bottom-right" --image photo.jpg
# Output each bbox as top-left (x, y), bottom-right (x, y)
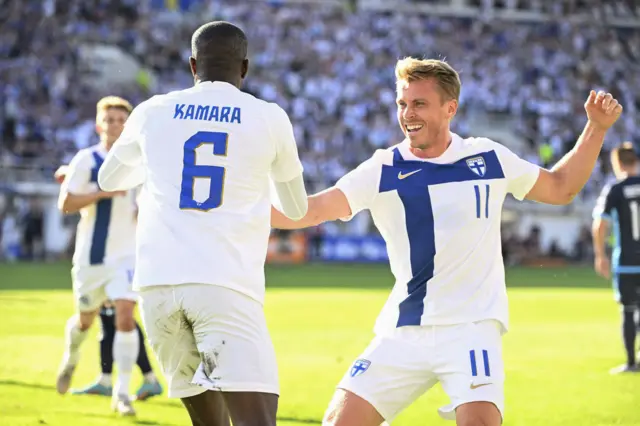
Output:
top-left (0, 262), bottom-right (638, 426)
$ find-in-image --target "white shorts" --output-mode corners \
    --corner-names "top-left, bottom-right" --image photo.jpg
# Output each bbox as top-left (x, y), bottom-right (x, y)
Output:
top-left (337, 320), bottom-right (504, 423)
top-left (71, 259), bottom-right (136, 312)
top-left (138, 284), bottom-right (279, 399)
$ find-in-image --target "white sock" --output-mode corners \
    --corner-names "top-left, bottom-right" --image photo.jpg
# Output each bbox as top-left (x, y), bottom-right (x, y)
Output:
top-left (63, 315), bottom-right (87, 367)
top-left (143, 372), bottom-right (157, 383)
top-left (113, 330), bottom-right (139, 398)
top-left (98, 373), bottom-right (112, 387)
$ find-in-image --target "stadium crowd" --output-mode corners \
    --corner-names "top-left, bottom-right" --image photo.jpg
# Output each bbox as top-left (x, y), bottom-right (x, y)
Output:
top-left (0, 0), bottom-right (638, 260)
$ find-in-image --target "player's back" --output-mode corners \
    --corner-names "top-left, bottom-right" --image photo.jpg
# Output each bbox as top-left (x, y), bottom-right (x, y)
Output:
top-left (609, 176), bottom-right (640, 269)
top-left (133, 81), bottom-right (295, 302)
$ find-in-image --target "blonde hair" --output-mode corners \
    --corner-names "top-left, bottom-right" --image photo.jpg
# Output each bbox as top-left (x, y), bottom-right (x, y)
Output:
top-left (395, 57), bottom-right (461, 102)
top-left (96, 96), bottom-right (133, 122)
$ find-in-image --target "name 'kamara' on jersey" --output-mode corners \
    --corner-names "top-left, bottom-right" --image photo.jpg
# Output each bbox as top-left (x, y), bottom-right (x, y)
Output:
top-left (173, 103), bottom-right (242, 124)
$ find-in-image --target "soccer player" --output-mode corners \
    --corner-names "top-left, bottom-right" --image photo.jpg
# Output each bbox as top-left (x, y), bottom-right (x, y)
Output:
top-left (56, 96), bottom-right (143, 416)
top-left (271, 57), bottom-right (623, 426)
top-left (54, 169), bottom-right (163, 400)
top-left (592, 142), bottom-right (640, 374)
top-left (97, 22), bottom-right (308, 426)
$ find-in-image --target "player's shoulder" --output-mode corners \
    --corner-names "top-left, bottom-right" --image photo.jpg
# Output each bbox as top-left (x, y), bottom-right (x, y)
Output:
top-left (129, 94), bottom-right (166, 118)
top-left (70, 145), bottom-right (103, 167)
top-left (458, 134), bottom-right (510, 154)
top-left (372, 142), bottom-right (403, 166)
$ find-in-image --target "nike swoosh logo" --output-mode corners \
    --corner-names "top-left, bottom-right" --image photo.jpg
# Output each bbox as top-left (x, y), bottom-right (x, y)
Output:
top-left (398, 169), bottom-right (422, 180)
top-left (470, 383), bottom-right (493, 390)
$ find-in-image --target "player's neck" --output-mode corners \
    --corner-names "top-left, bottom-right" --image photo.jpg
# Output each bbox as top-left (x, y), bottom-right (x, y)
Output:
top-left (409, 132), bottom-right (452, 159)
top-left (195, 75), bottom-right (240, 88)
top-left (99, 138), bottom-right (114, 152)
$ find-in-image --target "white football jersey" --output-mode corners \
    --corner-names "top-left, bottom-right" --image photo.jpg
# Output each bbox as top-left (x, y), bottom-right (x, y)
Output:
top-left (335, 134), bottom-right (540, 335)
top-left (110, 81), bottom-right (303, 303)
top-left (62, 144), bottom-right (137, 266)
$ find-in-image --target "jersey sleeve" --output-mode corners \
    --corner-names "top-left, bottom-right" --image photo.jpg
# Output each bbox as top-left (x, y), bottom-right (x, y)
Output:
top-left (593, 184), bottom-right (617, 221)
top-left (334, 151), bottom-right (383, 221)
top-left (494, 142), bottom-right (541, 200)
top-left (110, 103), bottom-right (147, 167)
top-left (61, 151), bottom-right (92, 195)
top-left (269, 105), bottom-right (304, 183)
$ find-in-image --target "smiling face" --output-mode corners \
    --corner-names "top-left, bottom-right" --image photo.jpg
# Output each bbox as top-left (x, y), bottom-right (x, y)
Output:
top-left (396, 78), bottom-right (458, 150)
top-left (394, 58), bottom-right (460, 152)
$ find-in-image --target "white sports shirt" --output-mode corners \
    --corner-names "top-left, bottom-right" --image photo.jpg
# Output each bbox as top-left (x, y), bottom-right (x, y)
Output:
top-left (335, 134), bottom-right (540, 335)
top-left (62, 144), bottom-right (137, 267)
top-left (102, 81), bottom-right (304, 303)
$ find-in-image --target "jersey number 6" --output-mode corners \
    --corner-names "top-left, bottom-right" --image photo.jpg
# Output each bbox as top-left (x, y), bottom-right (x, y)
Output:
top-left (179, 131), bottom-right (228, 211)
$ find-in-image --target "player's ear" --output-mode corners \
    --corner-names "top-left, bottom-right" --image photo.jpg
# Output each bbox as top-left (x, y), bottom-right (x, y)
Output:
top-left (447, 99), bottom-right (458, 119)
top-left (241, 58), bottom-right (249, 79)
top-left (189, 56), bottom-right (197, 77)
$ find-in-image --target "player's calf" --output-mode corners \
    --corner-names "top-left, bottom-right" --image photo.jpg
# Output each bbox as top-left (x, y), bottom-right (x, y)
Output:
top-left (112, 299), bottom-right (139, 405)
top-left (455, 401), bottom-right (502, 426)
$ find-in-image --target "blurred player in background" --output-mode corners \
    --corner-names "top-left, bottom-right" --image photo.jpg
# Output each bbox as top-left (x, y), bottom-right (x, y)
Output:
top-left (54, 173), bottom-right (163, 401)
top-left (56, 96), bottom-right (145, 416)
top-left (272, 57), bottom-right (623, 426)
top-left (97, 22), bottom-right (308, 426)
top-left (592, 142), bottom-right (640, 374)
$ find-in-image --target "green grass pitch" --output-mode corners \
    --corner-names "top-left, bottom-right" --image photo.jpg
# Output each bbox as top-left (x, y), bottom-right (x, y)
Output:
top-left (0, 262), bottom-right (638, 425)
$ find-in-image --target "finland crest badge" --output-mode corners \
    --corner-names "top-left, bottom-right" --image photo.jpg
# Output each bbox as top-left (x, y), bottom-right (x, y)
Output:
top-left (466, 156), bottom-right (486, 177)
top-left (350, 359), bottom-right (371, 377)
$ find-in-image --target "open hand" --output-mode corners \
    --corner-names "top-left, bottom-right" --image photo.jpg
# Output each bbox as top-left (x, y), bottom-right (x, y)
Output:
top-left (585, 90), bottom-right (623, 131)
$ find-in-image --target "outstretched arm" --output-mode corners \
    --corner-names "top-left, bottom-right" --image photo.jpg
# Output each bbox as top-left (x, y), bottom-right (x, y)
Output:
top-left (525, 91), bottom-right (623, 205)
top-left (271, 187), bottom-right (352, 229)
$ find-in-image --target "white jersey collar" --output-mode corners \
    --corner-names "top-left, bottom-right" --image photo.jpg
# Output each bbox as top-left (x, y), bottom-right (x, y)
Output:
top-left (398, 132), bottom-right (462, 164)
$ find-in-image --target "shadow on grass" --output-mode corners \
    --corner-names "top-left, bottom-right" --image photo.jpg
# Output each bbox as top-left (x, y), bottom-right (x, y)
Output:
top-left (0, 261), bottom-right (608, 291)
top-left (0, 379), bottom-right (321, 424)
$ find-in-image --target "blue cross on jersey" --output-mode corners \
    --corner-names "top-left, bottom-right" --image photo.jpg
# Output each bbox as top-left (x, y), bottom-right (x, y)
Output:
top-left (378, 148), bottom-right (504, 327)
top-left (89, 152), bottom-right (113, 265)
top-left (350, 359), bottom-right (371, 377)
top-left (466, 156), bottom-right (486, 177)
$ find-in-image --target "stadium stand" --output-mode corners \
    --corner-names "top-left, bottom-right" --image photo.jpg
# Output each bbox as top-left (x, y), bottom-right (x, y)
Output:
top-left (0, 0), bottom-right (638, 263)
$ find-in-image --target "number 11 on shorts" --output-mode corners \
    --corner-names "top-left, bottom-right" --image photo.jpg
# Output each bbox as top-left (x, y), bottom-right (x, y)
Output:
top-left (469, 349), bottom-right (491, 377)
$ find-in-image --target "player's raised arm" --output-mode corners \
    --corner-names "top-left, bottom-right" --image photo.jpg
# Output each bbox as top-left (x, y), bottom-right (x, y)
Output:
top-left (524, 90), bottom-right (623, 205)
top-left (269, 105), bottom-right (308, 220)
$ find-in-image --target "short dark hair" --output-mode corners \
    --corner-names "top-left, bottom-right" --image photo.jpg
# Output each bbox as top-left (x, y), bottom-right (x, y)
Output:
top-left (191, 21), bottom-right (247, 74)
top-left (612, 141), bottom-right (638, 167)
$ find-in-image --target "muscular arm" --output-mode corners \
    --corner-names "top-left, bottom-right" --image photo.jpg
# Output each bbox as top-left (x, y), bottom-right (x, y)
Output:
top-left (271, 187), bottom-right (351, 229)
top-left (525, 121), bottom-right (606, 205)
top-left (525, 91), bottom-right (622, 205)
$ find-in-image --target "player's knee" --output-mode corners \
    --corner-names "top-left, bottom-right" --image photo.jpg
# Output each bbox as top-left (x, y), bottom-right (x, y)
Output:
top-left (113, 300), bottom-right (136, 331)
top-left (78, 311), bottom-right (98, 331)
